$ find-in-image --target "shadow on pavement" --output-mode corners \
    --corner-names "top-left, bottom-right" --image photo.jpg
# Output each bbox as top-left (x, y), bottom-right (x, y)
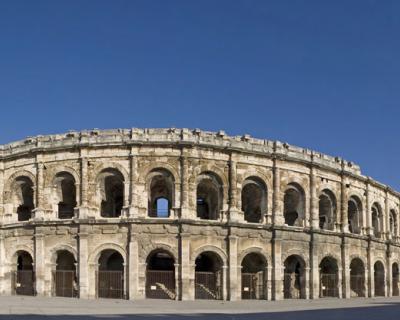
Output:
top-left (2, 303), bottom-right (400, 320)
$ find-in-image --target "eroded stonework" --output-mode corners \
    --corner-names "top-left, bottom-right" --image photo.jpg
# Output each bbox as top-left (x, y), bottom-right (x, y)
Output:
top-left (0, 128), bottom-right (399, 300)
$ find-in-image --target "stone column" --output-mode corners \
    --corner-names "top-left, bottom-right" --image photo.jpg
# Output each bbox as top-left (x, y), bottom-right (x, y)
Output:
top-left (267, 265), bottom-right (273, 300)
top-left (310, 166), bottom-right (319, 229)
top-left (174, 263), bottom-right (180, 300)
top-left (310, 233), bottom-right (319, 299)
top-left (34, 162), bottom-right (45, 220)
top-left (222, 265), bottom-right (228, 300)
top-left (272, 230), bottom-right (283, 300)
top-left (180, 154), bottom-right (190, 219)
top-left (341, 173), bottom-right (349, 233)
top-left (0, 233), bottom-right (7, 294)
top-left (365, 182), bottom-right (372, 236)
top-left (304, 267), bottom-right (310, 299)
top-left (78, 227), bottom-right (89, 299)
top-left (367, 240), bottom-right (373, 297)
top-left (180, 233), bottom-right (192, 300)
top-left (272, 159), bottom-right (284, 225)
top-left (128, 152), bottom-right (138, 218)
top-left (34, 229), bottom-right (45, 295)
top-left (387, 256), bottom-right (392, 297)
top-left (342, 238), bottom-right (351, 298)
top-left (228, 155), bottom-right (241, 222)
top-left (228, 235), bottom-right (239, 300)
top-left (385, 190), bottom-right (390, 240)
top-left (128, 231), bottom-right (139, 300)
top-left (79, 157), bottom-right (89, 219)
top-left (337, 267), bottom-right (343, 298)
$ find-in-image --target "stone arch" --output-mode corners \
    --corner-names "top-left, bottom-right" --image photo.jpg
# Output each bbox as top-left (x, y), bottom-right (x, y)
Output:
top-left (240, 250), bottom-right (268, 300)
top-left (49, 245), bottom-right (78, 265)
top-left (318, 189), bottom-right (337, 230)
top-left (139, 162), bottom-right (180, 185)
top-left (89, 243), bottom-right (127, 266)
top-left (52, 171), bottom-right (77, 219)
top-left (348, 195), bottom-right (363, 234)
top-left (196, 171), bottom-right (224, 220)
top-left (146, 168), bottom-right (175, 218)
top-left (10, 246), bottom-right (34, 266)
top-left (190, 164), bottom-right (228, 187)
top-left (50, 166), bottom-right (80, 186)
top-left (5, 172), bottom-right (36, 221)
top-left (238, 247), bottom-right (271, 267)
top-left (283, 182), bottom-right (306, 227)
top-left (319, 255), bottom-right (339, 297)
top-left (92, 162), bottom-right (129, 184)
top-left (141, 243), bottom-right (178, 265)
top-left (95, 167), bottom-right (125, 218)
top-left (283, 254), bottom-right (307, 299)
top-left (389, 208), bottom-right (398, 237)
top-left (350, 257), bottom-right (366, 297)
top-left (374, 260), bottom-right (386, 296)
top-left (241, 176), bottom-right (268, 223)
top-left (192, 245), bottom-right (228, 266)
top-left (145, 248), bottom-right (177, 300)
top-left (371, 202), bottom-right (383, 238)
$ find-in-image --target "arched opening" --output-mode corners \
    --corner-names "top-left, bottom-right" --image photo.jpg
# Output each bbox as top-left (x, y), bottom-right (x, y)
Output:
top-left (54, 172), bottom-right (77, 219)
top-left (392, 263), bottom-right (399, 296)
top-left (13, 177), bottom-right (34, 222)
top-left (374, 261), bottom-right (385, 297)
top-left (283, 255), bottom-right (306, 299)
top-left (348, 196), bottom-right (362, 234)
top-left (241, 177), bottom-right (267, 223)
top-left (283, 183), bottom-right (305, 227)
top-left (390, 210), bottom-right (397, 238)
top-left (147, 169), bottom-right (174, 218)
top-left (350, 258), bottom-right (365, 297)
top-left (241, 252), bottom-right (267, 300)
top-left (14, 251), bottom-right (35, 296)
top-left (371, 203), bottom-right (382, 238)
top-left (53, 250), bottom-right (77, 297)
top-left (318, 189), bottom-right (336, 230)
top-left (319, 257), bottom-right (339, 297)
top-left (145, 250), bottom-right (175, 299)
top-left (195, 251), bottom-right (223, 300)
top-left (97, 250), bottom-right (124, 299)
top-left (196, 172), bottom-right (223, 220)
top-left (98, 169), bottom-right (124, 218)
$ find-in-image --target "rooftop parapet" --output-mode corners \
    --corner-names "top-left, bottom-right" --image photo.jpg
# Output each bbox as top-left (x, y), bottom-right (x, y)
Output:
top-left (0, 128), bottom-right (361, 176)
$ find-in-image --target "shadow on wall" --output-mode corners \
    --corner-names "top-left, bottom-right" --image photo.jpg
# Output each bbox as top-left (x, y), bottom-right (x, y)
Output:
top-left (2, 304), bottom-right (400, 320)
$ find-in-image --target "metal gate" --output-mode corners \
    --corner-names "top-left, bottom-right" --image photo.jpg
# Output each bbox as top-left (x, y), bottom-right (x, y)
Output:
top-left (13, 271), bottom-right (35, 296)
top-left (374, 272), bottom-right (385, 296)
top-left (195, 271), bottom-right (222, 300)
top-left (283, 273), bottom-right (304, 299)
top-left (350, 275), bottom-right (365, 297)
top-left (320, 273), bottom-right (338, 297)
top-left (53, 270), bottom-right (77, 298)
top-left (97, 271), bottom-right (124, 299)
top-left (146, 270), bottom-right (176, 299)
top-left (241, 272), bottom-right (265, 300)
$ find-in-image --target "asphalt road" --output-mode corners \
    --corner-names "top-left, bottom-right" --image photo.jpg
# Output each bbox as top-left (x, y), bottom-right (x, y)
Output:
top-left (0, 296), bottom-right (399, 320)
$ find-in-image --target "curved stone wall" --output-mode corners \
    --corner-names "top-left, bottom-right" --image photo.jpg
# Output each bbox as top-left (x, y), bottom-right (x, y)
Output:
top-left (0, 128), bottom-right (399, 300)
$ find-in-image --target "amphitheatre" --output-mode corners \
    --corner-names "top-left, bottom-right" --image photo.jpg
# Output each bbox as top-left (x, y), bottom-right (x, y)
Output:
top-left (0, 127), bottom-right (399, 301)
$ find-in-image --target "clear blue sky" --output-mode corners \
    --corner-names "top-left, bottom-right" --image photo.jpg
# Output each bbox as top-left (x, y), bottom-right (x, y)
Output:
top-left (0, 1), bottom-right (399, 189)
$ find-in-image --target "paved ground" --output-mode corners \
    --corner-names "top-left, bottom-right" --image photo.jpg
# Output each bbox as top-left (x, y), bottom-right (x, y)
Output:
top-left (0, 296), bottom-right (400, 320)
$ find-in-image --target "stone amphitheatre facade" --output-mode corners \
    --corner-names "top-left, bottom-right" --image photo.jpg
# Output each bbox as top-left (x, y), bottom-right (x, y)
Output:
top-left (0, 128), bottom-right (399, 301)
